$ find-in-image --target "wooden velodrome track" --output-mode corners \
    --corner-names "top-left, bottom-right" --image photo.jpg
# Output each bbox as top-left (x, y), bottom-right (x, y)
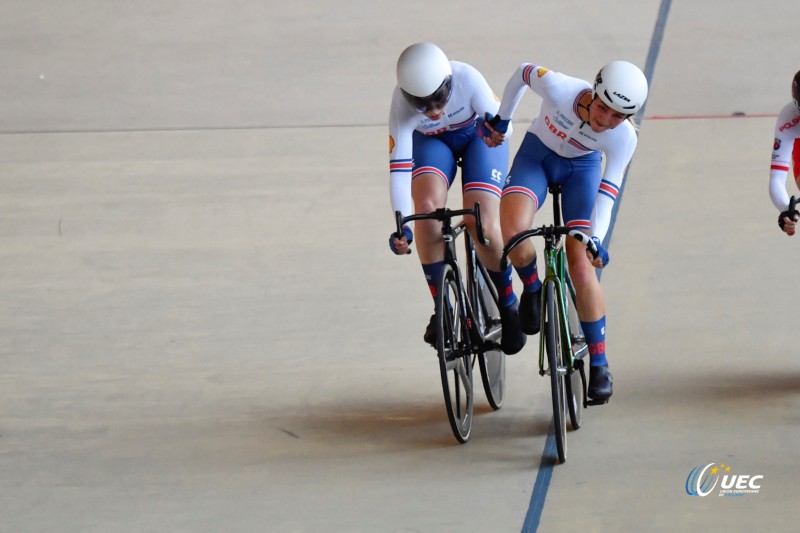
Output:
top-left (2, 1), bottom-right (799, 531)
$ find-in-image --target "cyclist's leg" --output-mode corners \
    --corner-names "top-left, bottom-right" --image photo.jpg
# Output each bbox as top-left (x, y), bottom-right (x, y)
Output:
top-left (411, 132), bottom-right (458, 344)
top-left (562, 153), bottom-right (612, 401)
top-left (500, 134), bottom-right (547, 265)
top-left (500, 133), bottom-right (551, 335)
top-left (461, 136), bottom-right (525, 354)
top-left (460, 130), bottom-right (507, 274)
top-left (461, 125), bottom-right (511, 305)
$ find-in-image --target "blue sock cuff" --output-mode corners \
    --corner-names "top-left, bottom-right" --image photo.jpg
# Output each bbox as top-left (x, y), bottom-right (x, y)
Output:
top-left (580, 317), bottom-right (607, 366)
top-left (421, 262), bottom-right (444, 298)
top-left (515, 260), bottom-right (542, 293)
top-left (487, 266), bottom-right (517, 308)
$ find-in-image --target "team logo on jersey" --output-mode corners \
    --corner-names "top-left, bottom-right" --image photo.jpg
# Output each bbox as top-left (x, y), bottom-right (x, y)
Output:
top-left (774, 138), bottom-right (781, 151)
top-left (537, 67), bottom-right (549, 77)
top-left (389, 135), bottom-right (395, 153)
top-left (779, 115), bottom-right (800, 132)
top-left (575, 90), bottom-right (592, 122)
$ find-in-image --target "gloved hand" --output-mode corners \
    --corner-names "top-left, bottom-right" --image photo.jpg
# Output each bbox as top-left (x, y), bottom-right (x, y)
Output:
top-left (477, 112), bottom-right (510, 137)
top-left (778, 208), bottom-right (799, 235)
top-left (389, 225), bottom-right (413, 255)
top-left (589, 236), bottom-right (610, 267)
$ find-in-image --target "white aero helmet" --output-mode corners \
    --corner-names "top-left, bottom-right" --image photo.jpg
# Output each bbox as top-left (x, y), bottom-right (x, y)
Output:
top-left (593, 61), bottom-right (648, 115)
top-left (396, 42), bottom-right (453, 112)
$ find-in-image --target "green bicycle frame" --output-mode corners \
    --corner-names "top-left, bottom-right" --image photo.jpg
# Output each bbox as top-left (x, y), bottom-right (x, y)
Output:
top-left (537, 236), bottom-right (575, 376)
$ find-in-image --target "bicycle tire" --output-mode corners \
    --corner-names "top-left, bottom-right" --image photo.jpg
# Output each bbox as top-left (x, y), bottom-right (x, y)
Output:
top-left (436, 263), bottom-right (474, 443)
top-left (472, 261), bottom-right (505, 410)
top-left (544, 281), bottom-right (567, 463)
top-left (563, 278), bottom-right (584, 430)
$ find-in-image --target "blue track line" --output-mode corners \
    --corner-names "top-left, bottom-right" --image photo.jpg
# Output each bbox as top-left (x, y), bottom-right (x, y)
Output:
top-left (521, 1), bottom-right (672, 531)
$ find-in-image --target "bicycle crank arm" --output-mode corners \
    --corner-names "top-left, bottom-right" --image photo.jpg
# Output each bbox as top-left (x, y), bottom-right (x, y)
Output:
top-left (570, 335), bottom-right (588, 359)
top-left (483, 327), bottom-right (501, 343)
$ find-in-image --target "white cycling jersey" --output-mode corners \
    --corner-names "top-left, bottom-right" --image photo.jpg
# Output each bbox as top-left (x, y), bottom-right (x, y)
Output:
top-left (496, 64), bottom-right (638, 242)
top-left (769, 102), bottom-right (800, 211)
top-left (388, 61), bottom-right (505, 219)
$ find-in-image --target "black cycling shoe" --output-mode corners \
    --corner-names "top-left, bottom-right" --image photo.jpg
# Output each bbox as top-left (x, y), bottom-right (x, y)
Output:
top-left (519, 289), bottom-right (541, 335)
top-left (588, 365), bottom-right (613, 403)
top-left (423, 313), bottom-right (436, 347)
top-left (499, 301), bottom-right (526, 355)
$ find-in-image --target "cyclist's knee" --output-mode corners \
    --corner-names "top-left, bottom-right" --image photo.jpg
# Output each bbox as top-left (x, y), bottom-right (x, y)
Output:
top-left (414, 196), bottom-right (441, 215)
top-left (568, 259), bottom-right (597, 288)
top-left (500, 196), bottom-right (536, 242)
top-left (465, 214), bottom-right (500, 242)
top-left (500, 215), bottom-right (528, 243)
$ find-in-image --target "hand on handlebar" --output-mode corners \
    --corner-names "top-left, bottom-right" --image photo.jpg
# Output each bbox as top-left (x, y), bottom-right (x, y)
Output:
top-left (588, 236), bottom-right (610, 268)
top-left (389, 225), bottom-right (413, 255)
top-left (778, 197), bottom-right (799, 236)
top-left (779, 211), bottom-right (798, 236)
top-left (477, 113), bottom-right (510, 148)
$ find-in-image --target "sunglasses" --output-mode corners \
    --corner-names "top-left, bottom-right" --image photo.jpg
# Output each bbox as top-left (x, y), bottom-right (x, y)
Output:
top-left (401, 76), bottom-right (452, 113)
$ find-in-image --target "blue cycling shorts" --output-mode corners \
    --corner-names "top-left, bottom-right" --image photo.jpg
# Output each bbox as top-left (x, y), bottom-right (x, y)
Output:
top-left (503, 132), bottom-right (602, 231)
top-left (411, 121), bottom-right (509, 198)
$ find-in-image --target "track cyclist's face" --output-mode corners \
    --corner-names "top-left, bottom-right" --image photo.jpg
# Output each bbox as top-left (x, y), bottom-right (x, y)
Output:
top-left (424, 108), bottom-right (445, 120)
top-left (588, 98), bottom-right (628, 132)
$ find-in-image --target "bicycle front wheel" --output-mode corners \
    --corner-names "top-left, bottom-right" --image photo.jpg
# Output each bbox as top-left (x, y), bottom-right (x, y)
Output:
top-left (544, 281), bottom-right (567, 463)
top-left (436, 263), bottom-right (474, 443)
top-left (473, 262), bottom-right (505, 410)
top-left (564, 277), bottom-right (584, 430)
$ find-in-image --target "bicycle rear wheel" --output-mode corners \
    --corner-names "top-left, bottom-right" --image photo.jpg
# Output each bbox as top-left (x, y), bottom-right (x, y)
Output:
top-left (472, 262), bottom-right (505, 410)
top-left (436, 263), bottom-right (474, 443)
top-left (544, 281), bottom-right (567, 463)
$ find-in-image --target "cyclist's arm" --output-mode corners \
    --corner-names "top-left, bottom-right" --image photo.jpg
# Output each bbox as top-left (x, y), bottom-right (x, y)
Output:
top-left (769, 104), bottom-right (799, 211)
top-left (770, 168), bottom-right (792, 212)
top-left (496, 64), bottom-right (576, 121)
top-left (591, 125), bottom-right (638, 243)
top-left (388, 89), bottom-right (422, 220)
top-left (460, 63), bottom-right (513, 137)
top-left (495, 64), bottom-right (536, 121)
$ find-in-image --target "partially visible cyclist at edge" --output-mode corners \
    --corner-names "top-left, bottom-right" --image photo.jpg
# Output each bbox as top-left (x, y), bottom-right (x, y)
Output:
top-left (387, 42), bottom-right (526, 355)
top-left (479, 60), bottom-right (649, 403)
top-left (770, 70), bottom-right (800, 236)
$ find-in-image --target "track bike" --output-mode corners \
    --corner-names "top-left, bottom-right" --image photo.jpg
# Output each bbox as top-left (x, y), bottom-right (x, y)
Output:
top-left (500, 185), bottom-right (600, 463)
top-left (395, 203), bottom-right (505, 443)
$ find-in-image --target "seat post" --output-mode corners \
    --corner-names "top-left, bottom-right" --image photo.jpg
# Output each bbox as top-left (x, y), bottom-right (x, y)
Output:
top-left (548, 184), bottom-right (563, 226)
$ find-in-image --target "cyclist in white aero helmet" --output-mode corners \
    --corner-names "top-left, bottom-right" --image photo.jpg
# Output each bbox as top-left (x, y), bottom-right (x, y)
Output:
top-left (593, 60), bottom-right (649, 115)
top-left (478, 59), bottom-right (648, 403)
top-left (396, 42), bottom-right (453, 112)
top-left (387, 42), bottom-right (527, 356)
